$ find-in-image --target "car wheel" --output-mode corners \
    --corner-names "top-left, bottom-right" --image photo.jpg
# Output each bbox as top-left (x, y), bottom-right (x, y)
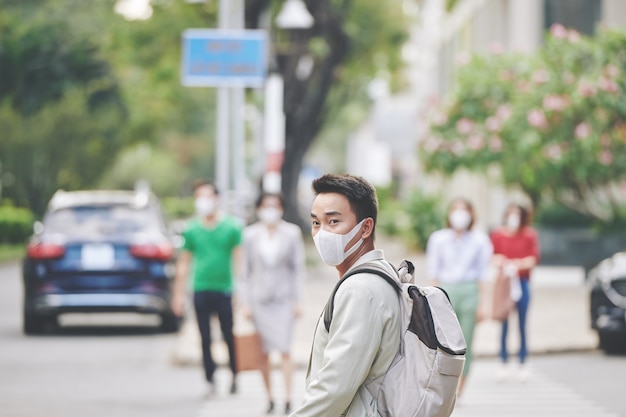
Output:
top-left (23, 312), bottom-right (58, 335)
top-left (160, 312), bottom-right (182, 333)
top-left (598, 331), bottom-right (626, 354)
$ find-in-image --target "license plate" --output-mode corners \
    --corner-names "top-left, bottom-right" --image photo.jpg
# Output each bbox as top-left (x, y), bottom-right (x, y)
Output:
top-left (81, 244), bottom-right (115, 270)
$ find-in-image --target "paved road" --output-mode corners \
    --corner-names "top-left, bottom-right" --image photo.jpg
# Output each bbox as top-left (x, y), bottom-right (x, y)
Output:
top-left (1, 256), bottom-right (620, 417)
top-left (452, 358), bottom-right (624, 417)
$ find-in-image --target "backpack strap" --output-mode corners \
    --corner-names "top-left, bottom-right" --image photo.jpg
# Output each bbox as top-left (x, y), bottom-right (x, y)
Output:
top-left (323, 263), bottom-right (401, 332)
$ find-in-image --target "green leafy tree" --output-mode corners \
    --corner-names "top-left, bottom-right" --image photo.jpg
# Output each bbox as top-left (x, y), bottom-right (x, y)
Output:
top-left (421, 25), bottom-right (626, 227)
top-left (0, 1), bottom-right (127, 214)
top-left (247, 0), bottom-right (408, 224)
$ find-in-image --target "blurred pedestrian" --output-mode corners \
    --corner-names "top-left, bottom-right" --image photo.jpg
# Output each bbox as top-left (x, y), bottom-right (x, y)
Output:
top-left (291, 174), bottom-right (402, 417)
top-left (171, 179), bottom-right (243, 397)
top-left (425, 198), bottom-right (493, 398)
top-left (239, 192), bottom-right (306, 415)
top-left (490, 203), bottom-right (540, 381)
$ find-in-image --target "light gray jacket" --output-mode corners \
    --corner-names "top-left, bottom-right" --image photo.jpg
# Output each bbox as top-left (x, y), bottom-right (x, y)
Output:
top-left (240, 220), bottom-right (306, 306)
top-left (291, 249), bottom-right (401, 417)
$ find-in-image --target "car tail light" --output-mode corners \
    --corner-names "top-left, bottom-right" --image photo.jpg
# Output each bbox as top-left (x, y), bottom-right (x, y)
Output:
top-left (27, 243), bottom-right (65, 259)
top-left (130, 243), bottom-right (174, 260)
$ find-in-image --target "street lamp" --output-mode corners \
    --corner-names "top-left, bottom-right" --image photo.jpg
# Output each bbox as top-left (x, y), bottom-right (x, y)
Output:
top-left (262, 0), bottom-right (314, 193)
top-left (276, 0), bottom-right (315, 30)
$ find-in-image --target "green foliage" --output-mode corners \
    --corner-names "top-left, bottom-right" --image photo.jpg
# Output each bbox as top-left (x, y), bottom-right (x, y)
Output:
top-left (0, 1), bottom-right (127, 215)
top-left (403, 190), bottom-right (445, 252)
top-left (161, 196), bottom-right (195, 220)
top-left (535, 202), bottom-right (595, 228)
top-left (98, 144), bottom-right (189, 198)
top-left (0, 203), bottom-right (34, 244)
top-left (421, 25), bottom-right (626, 226)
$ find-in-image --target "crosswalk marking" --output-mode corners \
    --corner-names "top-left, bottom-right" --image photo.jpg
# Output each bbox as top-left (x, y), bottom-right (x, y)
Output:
top-left (196, 361), bottom-right (619, 417)
top-left (452, 361), bottom-right (620, 417)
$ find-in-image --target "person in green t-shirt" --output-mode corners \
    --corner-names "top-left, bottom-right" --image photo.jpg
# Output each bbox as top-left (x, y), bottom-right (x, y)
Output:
top-left (171, 179), bottom-right (243, 398)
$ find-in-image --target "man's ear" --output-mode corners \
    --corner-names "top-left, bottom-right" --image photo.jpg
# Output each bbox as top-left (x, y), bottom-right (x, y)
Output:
top-left (362, 217), bottom-right (375, 239)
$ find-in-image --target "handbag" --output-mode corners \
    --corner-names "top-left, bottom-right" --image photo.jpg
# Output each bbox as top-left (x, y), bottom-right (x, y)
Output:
top-left (233, 309), bottom-right (263, 372)
top-left (235, 332), bottom-right (263, 372)
top-left (492, 272), bottom-right (515, 321)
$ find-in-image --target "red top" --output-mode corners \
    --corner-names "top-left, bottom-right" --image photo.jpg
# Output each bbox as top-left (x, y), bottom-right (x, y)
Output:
top-left (490, 227), bottom-right (540, 280)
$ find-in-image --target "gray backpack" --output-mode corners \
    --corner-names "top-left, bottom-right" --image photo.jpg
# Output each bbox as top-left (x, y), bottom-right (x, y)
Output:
top-left (323, 260), bottom-right (466, 417)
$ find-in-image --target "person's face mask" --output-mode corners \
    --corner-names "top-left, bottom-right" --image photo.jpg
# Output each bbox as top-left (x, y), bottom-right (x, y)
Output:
top-left (313, 219), bottom-right (366, 266)
top-left (506, 214), bottom-right (521, 230)
top-left (258, 207), bottom-right (283, 225)
top-left (195, 197), bottom-right (216, 216)
top-left (449, 209), bottom-right (471, 231)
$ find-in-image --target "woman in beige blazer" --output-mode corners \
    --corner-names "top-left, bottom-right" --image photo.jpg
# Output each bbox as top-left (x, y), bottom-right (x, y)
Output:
top-left (240, 192), bottom-right (306, 415)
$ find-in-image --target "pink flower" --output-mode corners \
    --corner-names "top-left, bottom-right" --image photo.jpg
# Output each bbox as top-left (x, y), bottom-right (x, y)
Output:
top-left (451, 142), bottom-right (465, 156)
top-left (599, 150), bottom-right (613, 166)
top-left (575, 122), bottom-right (592, 139)
top-left (456, 118), bottom-right (474, 135)
top-left (605, 64), bottom-right (620, 78)
top-left (496, 105), bottom-right (512, 121)
top-left (577, 80), bottom-right (597, 97)
top-left (467, 135), bottom-right (484, 150)
top-left (499, 70), bottom-right (514, 81)
top-left (431, 111), bottom-right (448, 126)
top-left (544, 144), bottom-right (562, 161)
top-left (562, 72), bottom-right (575, 85)
top-left (532, 69), bottom-right (550, 84)
top-left (489, 136), bottom-right (503, 152)
top-left (601, 134), bottom-right (611, 147)
top-left (543, 95), bottom-right (568, 112)
top-left (550, 23), bottom-right (568, 39)
top-left (599, 77), bottom-right (619, 94)
top-left (490, 42), bottom-right (505, 55)
top-left (423, 138), bottom-right (442, 153)
top-left (567, 30), bottom-right (581, 43)
top-left (527, 109), bottom-right (548, 129)
top-left (486, 116), bottom-right (501, 132)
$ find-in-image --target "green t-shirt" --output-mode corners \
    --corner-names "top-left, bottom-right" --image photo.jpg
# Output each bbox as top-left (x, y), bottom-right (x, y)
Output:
top-left (182, 216), bottom-right (243, 293)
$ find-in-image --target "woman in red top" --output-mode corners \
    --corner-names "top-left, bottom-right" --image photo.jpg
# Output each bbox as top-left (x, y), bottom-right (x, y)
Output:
top-left (490, 203), bottom-right (540, 380)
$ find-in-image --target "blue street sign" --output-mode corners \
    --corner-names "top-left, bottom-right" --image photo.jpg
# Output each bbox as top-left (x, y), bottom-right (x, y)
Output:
top-left (181, 29), bottom-right (268, 88)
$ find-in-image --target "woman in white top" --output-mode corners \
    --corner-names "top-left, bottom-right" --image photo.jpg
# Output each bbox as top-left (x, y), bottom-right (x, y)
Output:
top-left (426, 198), bottom-right (493, 398)
top-left (240, 193), bottom-right (306, 415)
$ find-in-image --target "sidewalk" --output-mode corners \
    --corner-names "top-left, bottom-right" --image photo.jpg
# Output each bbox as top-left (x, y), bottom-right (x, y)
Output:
top-left (171, 236), bottom-right (599, 369)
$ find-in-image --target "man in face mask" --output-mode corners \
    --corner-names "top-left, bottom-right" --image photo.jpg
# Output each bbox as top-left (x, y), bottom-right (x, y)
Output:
top-left (171, 179), bottom-right (243, 398)
top-left (290, 174), bottom-right (401, 417)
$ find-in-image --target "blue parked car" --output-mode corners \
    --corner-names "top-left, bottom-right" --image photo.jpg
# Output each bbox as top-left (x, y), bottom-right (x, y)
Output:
top-left (22, 189), bottom-right (181, 334)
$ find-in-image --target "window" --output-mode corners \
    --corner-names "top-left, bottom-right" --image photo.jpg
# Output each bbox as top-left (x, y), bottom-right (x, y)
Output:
top-left (544, 0), bottom-right (602, 35)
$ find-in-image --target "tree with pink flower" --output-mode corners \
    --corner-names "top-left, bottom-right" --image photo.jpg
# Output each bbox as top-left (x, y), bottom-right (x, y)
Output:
top-left (420, 24), bottom-right (626, 228)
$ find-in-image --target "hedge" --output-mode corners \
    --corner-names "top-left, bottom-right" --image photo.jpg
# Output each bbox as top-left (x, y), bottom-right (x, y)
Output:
top-left (0, 205), bottom-right (35, 244)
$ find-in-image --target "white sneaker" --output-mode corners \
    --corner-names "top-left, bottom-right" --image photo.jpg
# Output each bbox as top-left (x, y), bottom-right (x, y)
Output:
top-left (517, 364), bottom-right (530, 382)
top-left (495, 363), bottom-right (511, 382)
top-left (204, 382), bottom-right (216, 400)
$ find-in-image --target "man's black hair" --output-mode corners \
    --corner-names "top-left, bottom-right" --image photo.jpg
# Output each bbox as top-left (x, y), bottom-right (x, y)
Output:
top-left (192, 179), bottom-right (219, 195)
top-left (312, 174), bottom-right (378, 234)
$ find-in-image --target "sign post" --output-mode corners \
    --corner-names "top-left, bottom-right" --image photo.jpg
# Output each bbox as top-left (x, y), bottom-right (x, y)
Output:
top-left (181, 29), bottom-right (268, 88)
top-left (181, 26), bottom-right (267, 216)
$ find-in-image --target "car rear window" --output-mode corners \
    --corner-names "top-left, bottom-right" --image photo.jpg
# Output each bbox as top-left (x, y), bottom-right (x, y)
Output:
top-left (44, 205), bottom-right (165, 236)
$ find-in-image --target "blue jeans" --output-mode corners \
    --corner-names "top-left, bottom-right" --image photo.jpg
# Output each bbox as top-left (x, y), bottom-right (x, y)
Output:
top-left (193, 290), bottom-right (237, 382)
top-left (499, 280), bottom-right (530, 364)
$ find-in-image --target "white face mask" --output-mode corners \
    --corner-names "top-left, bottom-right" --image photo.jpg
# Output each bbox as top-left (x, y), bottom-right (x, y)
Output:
top-left (313, 219), bottom-right (366, 266)
top-left (449, 209), bottom-right (471, 231)
top-left (258, 207), bottom-right (283, 225)
top-left (506, 214), bottom-right (521, 230)
top-left (195, 197), bottom-right (216, 216)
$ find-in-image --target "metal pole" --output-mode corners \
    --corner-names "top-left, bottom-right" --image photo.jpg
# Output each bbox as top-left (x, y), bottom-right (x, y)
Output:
top-left (216, 0), bottom-right (231, 199)
top-left (231, 0), bottom-right (246, 219)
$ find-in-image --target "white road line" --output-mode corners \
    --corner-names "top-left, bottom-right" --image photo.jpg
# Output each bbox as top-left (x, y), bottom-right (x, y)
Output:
top-left (452, 361), bottom-right (619, 417)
